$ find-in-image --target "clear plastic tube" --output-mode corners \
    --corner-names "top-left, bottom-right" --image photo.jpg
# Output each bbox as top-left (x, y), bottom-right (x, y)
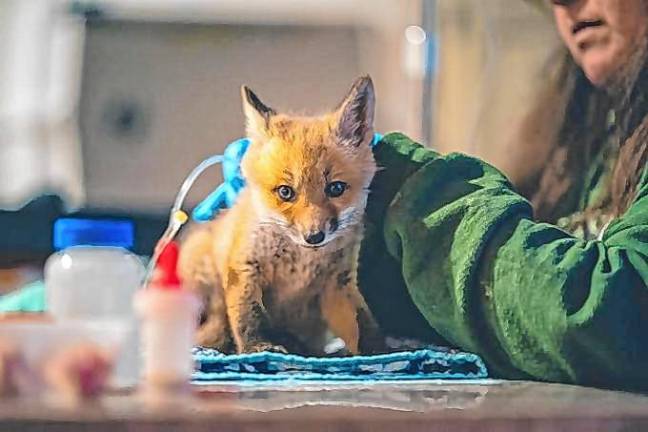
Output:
top-left (142, 154), bottom-right (224, 288)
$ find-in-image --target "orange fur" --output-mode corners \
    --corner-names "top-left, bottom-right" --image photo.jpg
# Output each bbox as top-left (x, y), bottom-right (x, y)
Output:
top-left (179, 76), bottom-right (384, 355)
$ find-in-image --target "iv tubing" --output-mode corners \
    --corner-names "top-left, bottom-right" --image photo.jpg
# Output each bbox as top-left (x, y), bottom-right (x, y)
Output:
top-left (143, 154), bottom-right (225, 288)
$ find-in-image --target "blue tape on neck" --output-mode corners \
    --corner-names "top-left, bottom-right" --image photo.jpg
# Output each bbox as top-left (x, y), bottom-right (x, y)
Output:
top-left (192, 133), bottom-right (383, 222)
top-left (372, 133), bottom-right (383, 146)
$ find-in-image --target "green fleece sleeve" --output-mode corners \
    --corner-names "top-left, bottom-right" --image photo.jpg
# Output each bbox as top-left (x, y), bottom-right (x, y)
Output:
top-left (359, 133), bottom-right (648, 391)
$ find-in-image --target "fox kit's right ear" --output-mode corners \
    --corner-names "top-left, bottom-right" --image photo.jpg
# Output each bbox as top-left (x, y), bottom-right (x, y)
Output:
top-left (241, 86), bottom-right (275, 140)
top-left (334, 76), bottom-right (376, 148)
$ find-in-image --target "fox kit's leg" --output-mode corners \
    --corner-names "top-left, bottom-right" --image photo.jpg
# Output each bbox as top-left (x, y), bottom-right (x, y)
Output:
top-left (355, 297), bottom-right (386, 354)
top-left (321, 282), bottom-right (360, 354)
top-left (178, 225), bottom-right (233, 351)
top-left (195, 291), bottom-right (234, 351)
top-left (224, 263), bottom-right (287, 354)
top-left (322, 264), bottom-right (385, 355)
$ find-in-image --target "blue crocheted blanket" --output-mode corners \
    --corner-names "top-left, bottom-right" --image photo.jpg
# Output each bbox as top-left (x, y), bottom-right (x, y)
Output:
top-left (192, 346), bottom-right (488, 383)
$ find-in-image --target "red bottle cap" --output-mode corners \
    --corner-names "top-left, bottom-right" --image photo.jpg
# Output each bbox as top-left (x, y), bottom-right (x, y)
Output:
top-left (152, 241), bottom-right (182, 290)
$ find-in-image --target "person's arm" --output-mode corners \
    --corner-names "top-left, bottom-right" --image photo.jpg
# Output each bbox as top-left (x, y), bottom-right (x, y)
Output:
top-left (359, 132), bottom-right (648, 390)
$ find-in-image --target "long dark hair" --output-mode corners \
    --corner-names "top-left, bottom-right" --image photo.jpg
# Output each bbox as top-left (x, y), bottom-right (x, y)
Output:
top-left (607, 48), bottom-right (648, 216)
top-left (520, 46), bottom-right (648, 223)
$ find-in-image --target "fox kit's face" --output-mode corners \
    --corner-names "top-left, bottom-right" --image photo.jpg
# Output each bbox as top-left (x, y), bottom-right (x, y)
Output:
top-left (240, 77), bottom-right (377, 248)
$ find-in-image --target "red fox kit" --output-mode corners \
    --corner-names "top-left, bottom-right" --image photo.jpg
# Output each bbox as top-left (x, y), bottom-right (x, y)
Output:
top-left (178, 76), bottom-right (384, 355)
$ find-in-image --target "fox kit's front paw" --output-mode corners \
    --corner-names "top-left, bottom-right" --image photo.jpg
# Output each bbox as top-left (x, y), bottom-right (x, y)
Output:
top-left (245, 342), bottom-right (288, 354)
top-left (357, 308), bottom-right (389, 355)
top-left (195, 316), bottom-right (234, 352)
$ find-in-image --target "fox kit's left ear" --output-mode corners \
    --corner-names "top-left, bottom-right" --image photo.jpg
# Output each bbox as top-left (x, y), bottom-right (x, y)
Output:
top-left (335, 76), bottom-right (375, 148)
top-left (241, 85), bottom-right (276, 140)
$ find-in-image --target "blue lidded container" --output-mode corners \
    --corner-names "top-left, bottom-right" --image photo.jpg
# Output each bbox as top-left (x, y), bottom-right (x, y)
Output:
top-left (53, 218), bottom-right (135, 251)
top-left (44, 217), bottom-right (145, 388)
top-left (45, 217), bottom-right (144, 320)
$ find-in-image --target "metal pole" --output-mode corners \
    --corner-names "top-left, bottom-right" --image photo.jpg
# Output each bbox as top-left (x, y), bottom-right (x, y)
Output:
top-left (420, 0), bottom-right (437, 148)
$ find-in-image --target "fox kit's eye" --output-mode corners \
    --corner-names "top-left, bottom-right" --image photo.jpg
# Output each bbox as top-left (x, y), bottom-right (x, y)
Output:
top-left (325, 181), bottom-right (347, 198)
top-left (276, 185), bottom-right (295, 202)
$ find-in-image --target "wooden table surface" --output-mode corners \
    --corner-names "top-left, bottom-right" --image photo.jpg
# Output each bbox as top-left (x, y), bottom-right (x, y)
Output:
top-left (1, 380), bottom-right (648, 431)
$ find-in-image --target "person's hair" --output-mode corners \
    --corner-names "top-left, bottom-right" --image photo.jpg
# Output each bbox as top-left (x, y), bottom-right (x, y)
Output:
top-left (516, 47), bottom-right (648, 223)
top-left (607, 48), bottom-right (648, 216)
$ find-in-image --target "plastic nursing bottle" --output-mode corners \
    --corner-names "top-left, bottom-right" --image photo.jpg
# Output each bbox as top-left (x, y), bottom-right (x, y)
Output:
top-left (134, 241), bottom-right (200, 392)
top-left (44, 218), bottom-right (144, 388)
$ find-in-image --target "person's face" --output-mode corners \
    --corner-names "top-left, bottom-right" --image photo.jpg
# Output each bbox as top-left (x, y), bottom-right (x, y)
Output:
top-left (551, 0), bottom-right (648, 87)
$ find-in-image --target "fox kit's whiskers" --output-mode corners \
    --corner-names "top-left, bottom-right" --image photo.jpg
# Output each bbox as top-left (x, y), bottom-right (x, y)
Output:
top-left (338, 216), bottom-right (362, 233)
top-left (258, 214), bottom-right (290, 228)
top-left (336, 206), bottom-right (362, 231)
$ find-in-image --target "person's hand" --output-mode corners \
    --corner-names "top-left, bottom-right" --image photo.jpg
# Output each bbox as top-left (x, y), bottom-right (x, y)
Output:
top-left (192, 133), bottom-right (383, 222)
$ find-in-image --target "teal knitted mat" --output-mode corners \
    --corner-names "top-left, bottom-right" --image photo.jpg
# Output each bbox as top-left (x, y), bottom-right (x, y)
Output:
top-left (192, 346), bottom-right (488, 383)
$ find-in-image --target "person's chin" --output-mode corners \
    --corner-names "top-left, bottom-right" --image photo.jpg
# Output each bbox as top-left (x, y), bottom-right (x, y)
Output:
top-left (580, 49), bottom-right (622, 88)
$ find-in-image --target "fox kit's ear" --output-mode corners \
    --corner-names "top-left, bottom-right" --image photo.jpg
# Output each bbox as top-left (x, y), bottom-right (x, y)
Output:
top-left (241, 85), bottom-right (275, 139)
top-left (335, 76), bottom-right (375, 148)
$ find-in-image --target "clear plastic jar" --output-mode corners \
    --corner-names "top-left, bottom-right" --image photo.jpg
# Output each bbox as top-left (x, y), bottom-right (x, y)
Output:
top-left (44, 218), bottom-right (145, 388)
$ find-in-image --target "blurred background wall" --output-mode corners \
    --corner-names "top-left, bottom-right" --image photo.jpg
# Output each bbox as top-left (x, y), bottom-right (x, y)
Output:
top-left (433, 0), bottom-right (559, 185)
top-left (0, 0), bottom-right (560, 215)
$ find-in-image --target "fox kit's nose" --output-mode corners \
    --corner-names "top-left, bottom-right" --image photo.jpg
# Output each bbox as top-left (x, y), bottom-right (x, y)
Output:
top-left (305, 231), bottom-right (325, 245)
